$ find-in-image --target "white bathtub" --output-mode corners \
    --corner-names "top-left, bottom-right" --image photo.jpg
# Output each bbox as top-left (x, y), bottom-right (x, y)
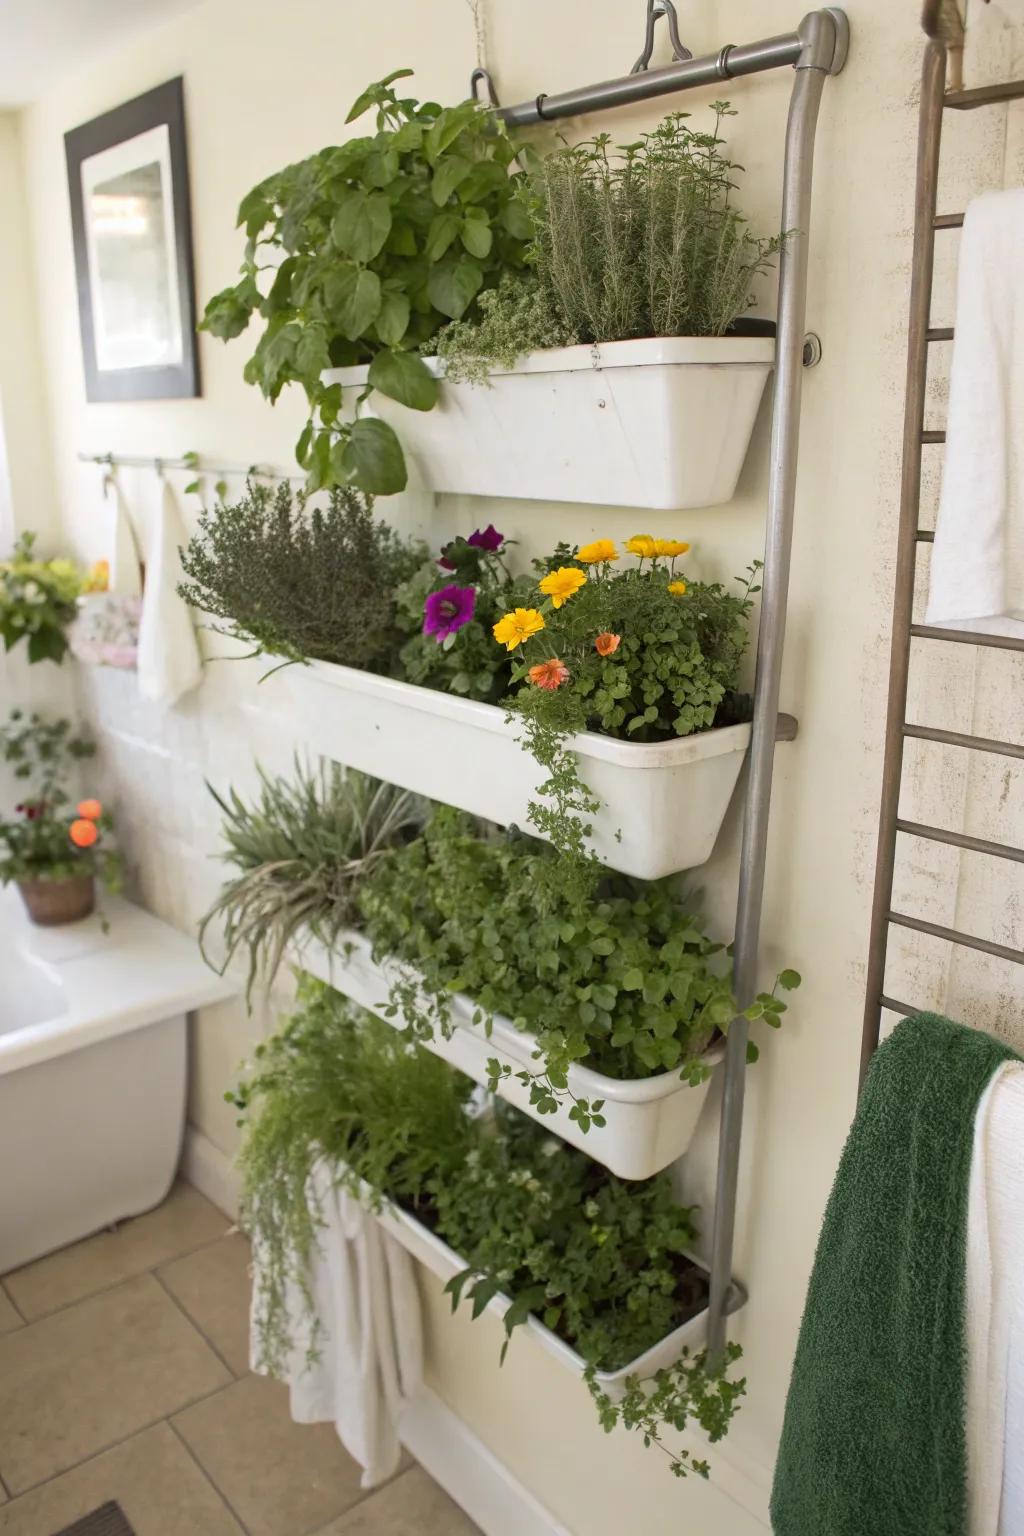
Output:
top-left (0, 890), bottom-right (236, 1273)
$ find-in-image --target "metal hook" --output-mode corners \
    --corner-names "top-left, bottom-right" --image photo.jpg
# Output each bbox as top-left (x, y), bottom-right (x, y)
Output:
top-left (154, 457), bottom-right (165, 481)
top-left (469, 66), bottom-right (500, 108)
top-left (631, 0), bottom-right (693, 74)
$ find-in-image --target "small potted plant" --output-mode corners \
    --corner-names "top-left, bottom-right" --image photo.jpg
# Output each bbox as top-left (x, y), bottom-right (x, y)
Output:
top-left (0, 532), bottom-right (85, 665)
top-left (0, 710), bottom-right (121, 925)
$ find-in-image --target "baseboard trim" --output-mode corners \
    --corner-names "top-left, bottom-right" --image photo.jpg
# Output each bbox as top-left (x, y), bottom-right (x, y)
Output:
top-left (399, 1388), bottom-right (572, 1536)
top-left (180, 1124), bottom-right (241, 1220)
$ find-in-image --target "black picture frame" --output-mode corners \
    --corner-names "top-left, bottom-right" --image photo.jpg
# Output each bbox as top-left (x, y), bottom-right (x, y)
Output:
top-left (64, 78), bottom-right (200, 403)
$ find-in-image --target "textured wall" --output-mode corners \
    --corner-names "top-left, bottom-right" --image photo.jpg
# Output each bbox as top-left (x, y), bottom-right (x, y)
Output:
top-left (9, 0), bottom-right (1024, 1529)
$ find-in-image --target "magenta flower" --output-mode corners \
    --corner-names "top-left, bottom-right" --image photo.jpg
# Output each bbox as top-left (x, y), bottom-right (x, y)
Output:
top-left (468, 524), bottom-right (504, 552)
top-left (423, 584), bottom-right (476, 641)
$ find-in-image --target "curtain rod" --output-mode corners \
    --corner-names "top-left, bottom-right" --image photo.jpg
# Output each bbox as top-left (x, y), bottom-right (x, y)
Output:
top-left (496, 9), bottom-right (849, 127)
top-left (76, 451), bottom-right (300, 482)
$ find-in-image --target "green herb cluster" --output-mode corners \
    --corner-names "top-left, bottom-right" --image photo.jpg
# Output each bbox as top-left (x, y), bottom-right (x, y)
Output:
top-left (234, 982), bottom-right (745, 1478)
top-left (200, 761), bottom-right (426, 999)
top-left (0, 533), bottom-right (83, 665)
top-left (356, 806), bottom-right (798, 1122)
top-left (177, 480), bottom-right (427, 670)
top-left (436, 104), bottom-right (782, 381)
top-left (201, 71), bottom-right (530, 495)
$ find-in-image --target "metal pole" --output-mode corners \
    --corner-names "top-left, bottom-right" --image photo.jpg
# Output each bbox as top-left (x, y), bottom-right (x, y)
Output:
top-left (498, 32), bottom-right (805, 127)
top-left (706, 9), bottom-right (842, 1361)
top-left (858, 41), bottom-right (947, 1089)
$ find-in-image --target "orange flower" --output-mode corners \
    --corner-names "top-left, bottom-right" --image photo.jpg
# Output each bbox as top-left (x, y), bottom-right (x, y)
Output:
top-left (528, 658), bottom-right (570, 692)
top-left (69, 818), bottom-right (98, 849)
top-left (594, 632), bottom-right (621, 657)
top-left (77, 799), bottom-right (102, 820)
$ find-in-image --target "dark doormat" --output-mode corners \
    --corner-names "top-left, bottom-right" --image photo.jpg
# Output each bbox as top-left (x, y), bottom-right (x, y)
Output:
top-left (54, 1502), bottom-right (136, 1536)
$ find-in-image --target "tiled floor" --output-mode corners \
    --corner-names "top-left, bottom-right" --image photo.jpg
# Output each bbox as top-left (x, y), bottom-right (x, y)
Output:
top-left (0, 1182), bottom-right (479, 1536)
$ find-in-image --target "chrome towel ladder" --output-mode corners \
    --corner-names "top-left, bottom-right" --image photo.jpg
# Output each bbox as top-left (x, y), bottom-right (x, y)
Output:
top-left (860, 2), bottom-right (1024, 1089)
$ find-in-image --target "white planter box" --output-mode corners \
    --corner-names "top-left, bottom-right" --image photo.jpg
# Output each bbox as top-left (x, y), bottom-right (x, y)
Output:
top-left (364, 1182), bottom-right (743, 1394)
top-left (285, 661), bottom-right (749, 880)
top-left (326, 336), bottom-right (774, 510)
top-left (295, 930), bottom-right (722, 1181)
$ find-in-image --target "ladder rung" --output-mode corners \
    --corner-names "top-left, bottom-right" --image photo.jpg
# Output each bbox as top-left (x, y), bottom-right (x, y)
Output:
top-left (926, 326), bottom-right (954, 342)
top-left (879, 995), bottom-right (918, 1017)
top-left (945, 79), bottom-right (1024, 110)
top-left (916, 529), bottom-right (935, 542)
top-left (888, 911), bottom-right (1024, 966)
top-left (896, 818), bottom-right (1024, 864)
top-left (904, 722), bottom-right (1024, 760)
top-left (934, 212), bottom-right (964, 229)
top-left (910, 623), bottom-right (1024, 653)
top-left (921, 430), bottom-right (946, 443)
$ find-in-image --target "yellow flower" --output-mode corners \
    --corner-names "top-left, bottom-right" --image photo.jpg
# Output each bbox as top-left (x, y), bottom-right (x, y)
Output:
top-left (83, 559), bottom-right (110, 593)
top-left (576, 539), bottom-right (618, 565)
top-left (668, 580), bottom-right (687, 596)
top-left (493, 607), bottom-right (546, 651)
top-left (624, 534), bottom-right (657, 559)
top-left (538, 567), bottom-right (587, 609)
top-left (654, 539), bottom-right (690, 559)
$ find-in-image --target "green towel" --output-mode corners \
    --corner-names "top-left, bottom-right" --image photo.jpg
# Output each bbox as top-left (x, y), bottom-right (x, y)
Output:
top-left (771, 1013), bottom-right (1019, 1536)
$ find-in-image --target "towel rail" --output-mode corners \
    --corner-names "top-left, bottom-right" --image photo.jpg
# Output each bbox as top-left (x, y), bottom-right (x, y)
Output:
top-left (859, 25), bottom-right (1024, 1088)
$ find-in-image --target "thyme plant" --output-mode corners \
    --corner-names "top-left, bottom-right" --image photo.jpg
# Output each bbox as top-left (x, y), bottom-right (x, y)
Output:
top-left (177, 480), bottom-right (427, 669)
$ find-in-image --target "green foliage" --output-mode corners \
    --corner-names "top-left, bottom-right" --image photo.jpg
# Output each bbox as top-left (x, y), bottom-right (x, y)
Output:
top-left (177, 479), bottom-right (427, 669)
top-left (433, 273), bottom-right (576, 384)
top-left (232, 981), bottom-right (475, 1372)
top-left (357, 805), bottom-right (741, 1100)
top-left (235, 985), bottom-right (744, 1476)
top-left (533, 106), bottom-right (782, 343)
top-left (200, 762), bottom-right (426, 1000)
top-left (0, 532), bottom-right (83, 665)
top-left (201, 72), bottom-right (530, 495)
top-left (0, 710), bottom-right (121, 889)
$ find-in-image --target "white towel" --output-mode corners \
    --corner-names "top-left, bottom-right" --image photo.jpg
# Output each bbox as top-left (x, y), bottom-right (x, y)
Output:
top-left (136, 480), bottom-right (203, 705)
top-left (926, 189), bottom-right (1024, 637)
top-left (966, 1059), bottom-right (1024, 1536)
top-left (252, 1161), bottom-right (423, 1489)
top-left (107, 485), bottom-right (142, 598)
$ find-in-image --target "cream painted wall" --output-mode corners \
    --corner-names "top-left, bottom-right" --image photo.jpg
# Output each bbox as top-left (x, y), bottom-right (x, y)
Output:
top-left (11, 1), bottom-right (1024, 1531)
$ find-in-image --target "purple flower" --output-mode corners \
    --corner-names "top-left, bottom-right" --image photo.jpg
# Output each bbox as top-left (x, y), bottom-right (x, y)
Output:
top-left (423, 584), bottom-right (476, 641)
top-left (468, 524), bottom-right (504, 553)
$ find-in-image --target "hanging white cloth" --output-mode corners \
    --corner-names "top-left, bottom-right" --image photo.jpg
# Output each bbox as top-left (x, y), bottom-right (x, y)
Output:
top-left (252, 1161), bottom-right (423, 1490)
top-left (926, 188), bottom-right (1024, 638)
top-left (136, 479), bottom-right (203, 705)
top-left (106, 483), bottom-right (142, 597)
top-left (965, 1059), bottom-right (1024, 1536)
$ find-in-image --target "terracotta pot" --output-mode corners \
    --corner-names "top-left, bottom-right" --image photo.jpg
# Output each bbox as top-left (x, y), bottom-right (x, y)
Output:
top-left (17, 874), bottom-right (95, 926)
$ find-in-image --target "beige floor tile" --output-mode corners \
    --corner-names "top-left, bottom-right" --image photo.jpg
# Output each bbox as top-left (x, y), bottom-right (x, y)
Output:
top-left (312, 1466), bottom-right (481, 1535)
top-left (158, 1232), bottom-right (252, 1376)
top-left (0, 1273), bottom-right (231, 1494)
top-left (0, 1423), bottom-right (244, 1535)
top-left (0, 1287), bottom-right (21, 1336)
top-left (2, 1181), bottom-right (230, 1321)
top-left (173, 1373), bottom-right (368, 1536)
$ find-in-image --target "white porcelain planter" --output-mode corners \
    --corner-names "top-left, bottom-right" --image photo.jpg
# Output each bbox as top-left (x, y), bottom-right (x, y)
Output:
top-left (295, 930), bottom-right (722, 1181)
top-left (326, 336), bottom-right (774, 510)
top-left (363, 1182), bottom-right (743, 1395)
top-left (285, 661), bottom-right (749, 880)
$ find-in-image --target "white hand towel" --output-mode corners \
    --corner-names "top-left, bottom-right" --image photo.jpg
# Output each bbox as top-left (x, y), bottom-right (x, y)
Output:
top-left (926, 188), bottom-right (1024, 637)
top-left (136, 479), bottom-right (203, 705)
top-left (965, 1059), bottom-right (1024, 1536)
top-left (252, 1161), bottom-right (423, 1490)
top-left (107, 484), bottom-right (142, 598)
